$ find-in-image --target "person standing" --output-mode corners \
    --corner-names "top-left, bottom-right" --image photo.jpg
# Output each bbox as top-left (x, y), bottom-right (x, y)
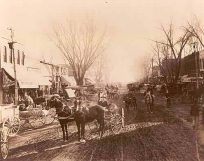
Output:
top-left (190, 98), bottom-right (200, 130)
top-left (25, 92), bottom-right (34, 108)
top-left (144, 88), bottom-right (153, 113)
top-left (123, 93), bottom-right (131, 112)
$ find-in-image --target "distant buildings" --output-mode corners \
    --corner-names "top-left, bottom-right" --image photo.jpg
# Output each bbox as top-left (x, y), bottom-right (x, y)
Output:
top-left (152, 66), bottom-right (161, 78)
top-left (181, 50), bottom-right (204, 78)
top-left (151, 50), bottom-right (204, 85)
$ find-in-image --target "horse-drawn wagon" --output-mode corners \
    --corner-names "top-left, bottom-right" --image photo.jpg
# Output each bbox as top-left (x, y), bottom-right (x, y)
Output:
top-left (0, 104), bottom-right (21, 159)
top-left (50, 95), bottom-right (123, 143)
top-left (106, 88), bottom-right (119, 99)
top-left (18, 94), bottom-right (57, 129)
top-left (19, 106), bottom-right (56, 129)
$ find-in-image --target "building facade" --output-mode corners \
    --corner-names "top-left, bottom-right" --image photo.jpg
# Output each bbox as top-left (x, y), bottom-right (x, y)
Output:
top-left (0, 42), bottom-right (27, 104)
top-left (0, 42), bottom-right (52, 104)
top-left (181, 50), bottom-right (204, 79)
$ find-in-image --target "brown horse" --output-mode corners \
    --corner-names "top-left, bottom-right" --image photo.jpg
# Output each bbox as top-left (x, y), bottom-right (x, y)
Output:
top-left (50, 96), bottom-right (73, 141)
top-left (73, 100), bottom-right (104, 142)
top-left (74, 99), bottom-right (119, 142)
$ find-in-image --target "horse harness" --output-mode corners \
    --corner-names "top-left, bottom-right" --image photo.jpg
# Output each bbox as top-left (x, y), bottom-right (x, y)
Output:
top-left (56, 99), bottom-right (73, 120)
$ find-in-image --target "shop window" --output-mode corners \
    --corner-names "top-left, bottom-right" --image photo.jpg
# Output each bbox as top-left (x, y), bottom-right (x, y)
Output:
top-left (17, 50), bottom-right (20, 65)
top-left (22, 51), bottom-right (25, 65)
top-left (201, 59), bottom-right (204, 70)
top-left (9, 49), bottom-right (13, 63)
top-left (3, 46), bottom-right (7, 62)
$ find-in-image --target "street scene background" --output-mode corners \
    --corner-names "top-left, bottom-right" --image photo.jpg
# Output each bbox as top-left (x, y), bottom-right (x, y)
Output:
top-left (0, 0), bottom-right (204, 161)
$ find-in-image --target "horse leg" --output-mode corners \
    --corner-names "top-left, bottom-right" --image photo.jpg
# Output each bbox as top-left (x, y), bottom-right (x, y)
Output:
top-left (127, 103), bottom-right (130, 111)
top-left (98, 118), bottom-right (105, 139)
top-left (65, 123), bottom-right (68, 141)
top-left (135, 101), bottom-right (138, 111)
top-left (149, 104), bottom-right (152, 112)
top-left (60, 122), bottom-right (66, 141)
top-left (125, 103), bottom-right (129, 112)
top-left (76, 122), bottom-right (81, 141)
top-left (81, 122), bottom-right (85, 140)
top-left (147, 104), bottom-right (151, 113)
top-left (99, 123), bottom-right (104, 139)
top-left (134, 101), bottom-right (137, 111)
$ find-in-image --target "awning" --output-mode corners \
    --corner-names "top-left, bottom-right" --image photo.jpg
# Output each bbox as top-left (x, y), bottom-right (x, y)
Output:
top-left (61, 76), bottom-right (76, 86)
top-left (38, 76), bottom-right (52, 86)
top-left (2, 69), bottom-right (15, 88)
top-left (3, 67), bottom-right (38, 88)
top-left (181, 76), bottom-right (203, 83)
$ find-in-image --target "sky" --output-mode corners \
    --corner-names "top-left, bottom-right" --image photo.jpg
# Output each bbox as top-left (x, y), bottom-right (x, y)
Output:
top-left (1, 0), bottom-right (204, 83)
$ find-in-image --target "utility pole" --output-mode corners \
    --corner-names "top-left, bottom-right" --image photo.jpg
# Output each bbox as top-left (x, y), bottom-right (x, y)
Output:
top-left (40, 61), bottom-right (59, 93)
top-left (193, 42), bottom-right (199, 90)
top-left (151, 58), bottom-right (154, 77)
top-left (8, 28), bottom-right (18, 105)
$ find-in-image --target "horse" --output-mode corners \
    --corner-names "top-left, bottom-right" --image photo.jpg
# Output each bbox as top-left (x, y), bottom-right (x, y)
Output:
top-left (74, 99), bottom-right (119, 142)
top-left (49, 96), bottom-right (73, 141)
top-left (144, 90), bottom-right (154, 113)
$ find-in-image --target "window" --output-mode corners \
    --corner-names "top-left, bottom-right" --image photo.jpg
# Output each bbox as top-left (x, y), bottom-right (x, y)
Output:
top-left (17, 50), bottom-right (20, 65)
top-left (3, 46), bottom-right (7, 62)
top-left (9, 49), bottom-right (13, 63)
top-left (21, 51), bottom-right (25, 65)
top-left (201, 59), bottom-right (204, 70)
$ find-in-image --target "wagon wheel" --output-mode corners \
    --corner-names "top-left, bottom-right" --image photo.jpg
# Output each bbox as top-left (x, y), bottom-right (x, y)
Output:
top-left (29, 114), bottom-right (46, 129)
top-left (7, 117), bottom-right (20, 137)
top-left (45, 108), bottom-right (56, 125)
top-left (1, 126), bottom-right (9, 159)
top-left (110, 114), bottom-right (122, 135)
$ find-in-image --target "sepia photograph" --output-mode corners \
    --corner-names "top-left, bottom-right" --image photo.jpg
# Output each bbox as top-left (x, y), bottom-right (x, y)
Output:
top-left (0, 0), bottom-right (204, 160)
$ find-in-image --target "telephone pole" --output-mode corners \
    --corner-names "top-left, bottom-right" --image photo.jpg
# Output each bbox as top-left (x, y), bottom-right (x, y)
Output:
top-left (40, 61), bottom-right (60, 93)
top-left (152, 58), bottom-right (154, 77)
top-left (7, 28), bottom-right (18, 105)
top-left (193, 42), bottom-right (199, 90)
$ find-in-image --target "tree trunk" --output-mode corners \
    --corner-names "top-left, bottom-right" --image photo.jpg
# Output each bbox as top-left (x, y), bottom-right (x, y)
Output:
top-left (76, 78), bottom-right (84, 86)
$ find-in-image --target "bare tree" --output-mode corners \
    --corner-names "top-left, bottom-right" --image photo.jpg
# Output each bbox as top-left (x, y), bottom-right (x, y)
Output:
top-left (153, 23), bottom-right (192, 84)
top-left (152, 43), bottom-right (167, 82)
top-left (52, 19), bottom-right (106, 85)
top-left (186, 18), bottom-right (204, 49)
top-left (93, 54), bottom-right (105, 85)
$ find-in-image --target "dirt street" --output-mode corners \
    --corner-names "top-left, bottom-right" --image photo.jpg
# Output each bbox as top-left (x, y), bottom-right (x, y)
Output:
top-left (3, 91), bottom-right (198, 161)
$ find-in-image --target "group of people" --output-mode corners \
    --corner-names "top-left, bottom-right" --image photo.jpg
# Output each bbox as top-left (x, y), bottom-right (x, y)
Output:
top-left (123, 85), bottom-right (155, 113)
top-left (105, 84), bottom-right (119, 98)
top-left (123, 91), bottom-right (137, 111)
